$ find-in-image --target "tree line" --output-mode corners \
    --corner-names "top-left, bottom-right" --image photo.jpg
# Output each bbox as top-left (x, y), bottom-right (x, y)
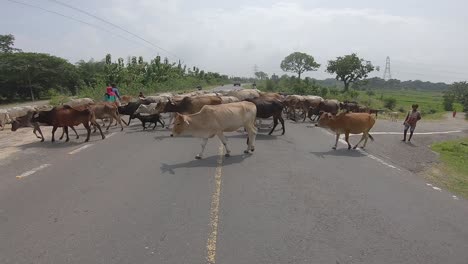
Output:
top-left (0, 34), bottom-right (233, 103)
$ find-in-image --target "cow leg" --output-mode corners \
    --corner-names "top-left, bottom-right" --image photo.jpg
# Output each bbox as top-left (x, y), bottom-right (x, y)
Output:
top-left (51, 126), bottom-right (58, 142)
top-left (92, 124), bottom-right (97, 133)
top-left (152, 122), bottom-right (157, 130)
top-left (158, 118), bottom-right (165, 128)
top-left (92, 121), bottom-right (105, 140)
top-left (64, 126), bottom-right (70, 142)
top-left (83, 123), bottom-right (91, 142)
top-left (114, 112), bottom-right (124, 131)
top-left (332, 133), bottom-right (340, 150)
top-left (217, 133), bottom-right (231, 157)
top-left (142, 121), bottom-right (146, 130)
top-left (279, 114), bottom-right (285, 135)
top-left (345, 132), bottom-right (351, 150)
top-left (245, 122), bottom-right (257, 153)
top-left (196, 138), bottom-right (209, 159)
top-left (354, 133), bottom-right (366, 149)
top-left (32, 127), bottom-right (42, 139)
top-left (127, 115), bottom-right (132, 126)
top-left (268, 116), bottom-right (279, 135)
top-left (70, 126), bottom-right (79, 139)
top-left (106, 117), bottom-right (113, 131)
top-left (34, 123), bottom-right (45, 142)
top-left (362, 132), bottom-right (370, 149)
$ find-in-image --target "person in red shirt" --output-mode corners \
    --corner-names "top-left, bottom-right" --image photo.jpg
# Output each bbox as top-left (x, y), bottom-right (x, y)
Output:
top-left (402, 104), bottom-right (422, 142)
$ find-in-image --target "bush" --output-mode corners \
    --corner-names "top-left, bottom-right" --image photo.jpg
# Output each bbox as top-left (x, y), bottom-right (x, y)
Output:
top-left (398, 106), bottom-right (406, 113)
top-left (49, 95), bottom-right (70, 106)
top-left (366, 90), bottom-right (375, 96)
top-left (383, 97), bottom-right (397, 110)
top-left (320, 87), bottom-right (329, 97)
top-left (265, 79), bottom-right (275, 91)
top-left (443, 93), bottom-right (454, 111)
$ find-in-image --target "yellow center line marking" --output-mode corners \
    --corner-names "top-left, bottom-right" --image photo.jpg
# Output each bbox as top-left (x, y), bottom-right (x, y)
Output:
top-left (206, 144), bottom-right (224, 264)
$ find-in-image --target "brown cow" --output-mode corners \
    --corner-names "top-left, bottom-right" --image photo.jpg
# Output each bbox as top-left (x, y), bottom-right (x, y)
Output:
top-left (31, 106), bottom-right (105, 142)
top-left (316, 112), bottom-right (375, 150)
top-left (10, 110), bottom-right (79, 142)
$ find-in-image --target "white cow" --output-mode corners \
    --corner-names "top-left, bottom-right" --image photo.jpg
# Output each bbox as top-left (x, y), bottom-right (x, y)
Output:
top-left (135, 103), bottom-right (159, 115)
top-left (227, 89), bottom-right (260, 100)
top-left (0, 109), bottom-right (11, 130)
top-left (64, 98), bottom-right (95, 107)
top-left (171, 102), bottom-right (257, 159)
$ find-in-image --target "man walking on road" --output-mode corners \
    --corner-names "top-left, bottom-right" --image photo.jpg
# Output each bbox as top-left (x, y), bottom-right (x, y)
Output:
top-left (402, 104), bottom-right (421, 142)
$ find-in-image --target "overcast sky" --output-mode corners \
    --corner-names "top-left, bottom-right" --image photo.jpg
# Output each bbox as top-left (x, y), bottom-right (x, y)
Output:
top-left (1, 0), bottom-right (468, 83)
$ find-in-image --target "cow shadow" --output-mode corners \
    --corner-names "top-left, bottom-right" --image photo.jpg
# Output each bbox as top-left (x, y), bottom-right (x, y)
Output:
top-left (18, 137), bottom-right (101, 149)
top-left (160, 153), bottom-right (250, 174)
top-left (310, 148), bottom-right (367, 158)
top-left (227, 133), bottom-right (279, 140)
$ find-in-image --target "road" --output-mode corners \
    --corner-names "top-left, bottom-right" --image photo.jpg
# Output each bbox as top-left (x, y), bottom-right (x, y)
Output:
top-left (0, 85), bottom-right (467, 264)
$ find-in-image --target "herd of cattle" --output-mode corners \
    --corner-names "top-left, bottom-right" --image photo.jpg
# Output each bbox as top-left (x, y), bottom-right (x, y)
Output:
top-left (0, 88), bottom-right (381, 158)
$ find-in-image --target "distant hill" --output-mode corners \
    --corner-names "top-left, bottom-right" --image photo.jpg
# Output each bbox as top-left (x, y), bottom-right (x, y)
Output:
top-left (307, 77), bottom-right (449, 91)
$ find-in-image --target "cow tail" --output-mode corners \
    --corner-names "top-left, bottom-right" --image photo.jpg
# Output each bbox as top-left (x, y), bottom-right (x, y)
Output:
top-left (368, 133), bottom-right (374, 141)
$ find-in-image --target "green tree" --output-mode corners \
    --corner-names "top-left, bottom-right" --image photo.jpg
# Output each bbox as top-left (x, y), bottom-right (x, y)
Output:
top-left (254, 71), bottom-right (268, 80)
top-left (383, 97), bottom-right (397, 110)
top-left (0, 52), bottom-right (78, 101)
top-left (443, 93), bottom-right (455, 111)
top-left (0, 34), bottom-right (22, 53)
top-left (326, 53), bottom-right (375, 92)
top-left (280, 52), bottom-right (320, 79)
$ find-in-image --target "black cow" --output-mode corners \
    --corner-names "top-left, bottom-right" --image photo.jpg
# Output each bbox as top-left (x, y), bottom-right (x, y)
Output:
top-left (134, 113), bottom-right (165, 130)
top-left (244, 97), bottom-right (285, 135)
top-left (117, 102), bottom-right (141, 126)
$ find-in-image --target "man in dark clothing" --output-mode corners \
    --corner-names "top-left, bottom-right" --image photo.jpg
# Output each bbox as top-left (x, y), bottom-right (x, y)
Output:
top-left (111, 83), bottom-right (121, 100)
top-left (402, 104), bottom-right (422, 142)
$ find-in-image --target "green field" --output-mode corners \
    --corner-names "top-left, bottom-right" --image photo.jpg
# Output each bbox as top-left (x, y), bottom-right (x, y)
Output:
top-left (430, 138), bottom-right (468, 199)
top-left (361, 90), bottom-right (455, 120)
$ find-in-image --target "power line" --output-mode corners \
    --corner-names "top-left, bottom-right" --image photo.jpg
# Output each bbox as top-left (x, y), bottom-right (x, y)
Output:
top-left (5, 0), bottom-right (176, 60)
top-left (47, 0), bottom-right (180, 60)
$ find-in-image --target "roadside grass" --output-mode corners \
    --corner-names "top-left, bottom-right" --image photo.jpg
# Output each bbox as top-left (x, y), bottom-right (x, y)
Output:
top-left (429, 138), bottom-right (468, 199)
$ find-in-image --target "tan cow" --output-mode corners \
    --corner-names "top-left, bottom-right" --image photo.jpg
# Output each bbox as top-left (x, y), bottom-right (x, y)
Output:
top-left (220, 96), bottom-right (240, 104)
top-left (171, 102), bottom-right (258, 159)
top-left (87, 102), bottom-right (124, 131)
top-left (317, 112), bottom-right (376, 150)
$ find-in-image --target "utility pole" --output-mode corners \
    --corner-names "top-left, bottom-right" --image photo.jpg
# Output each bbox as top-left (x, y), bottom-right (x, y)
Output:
top-left (383, 56), bottom-right (392, 81)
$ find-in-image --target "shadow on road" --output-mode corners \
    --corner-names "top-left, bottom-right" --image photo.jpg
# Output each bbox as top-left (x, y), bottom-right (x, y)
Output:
top-left (310, 148), bottom-right (367, 158)
top-left (227, 133), bottom-right (279, 140)
top-left (160, 153), bottom-right (251, 174)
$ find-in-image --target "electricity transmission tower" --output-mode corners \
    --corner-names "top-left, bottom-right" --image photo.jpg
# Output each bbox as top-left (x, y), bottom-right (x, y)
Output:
top-left (383, 56), bottom-right (392, 80)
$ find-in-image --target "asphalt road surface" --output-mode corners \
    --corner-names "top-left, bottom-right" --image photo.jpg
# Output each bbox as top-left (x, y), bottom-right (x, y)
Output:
top-left (1, 84), bottom-right (467, 264)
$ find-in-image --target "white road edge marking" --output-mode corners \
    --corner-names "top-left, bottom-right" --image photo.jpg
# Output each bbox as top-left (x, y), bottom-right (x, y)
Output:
top-left (16, 164), bottom-right (51, 179)
top-left (68, 144), bottom-right (93, 155)
top-left (452, 195), bottom-right (459, 200)
top-left (206, 144), bottom-right (224, 264)
top-left (349, 130), bottom-right (462, 136)
top-left (323, 130), bottom-right (401, 171)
